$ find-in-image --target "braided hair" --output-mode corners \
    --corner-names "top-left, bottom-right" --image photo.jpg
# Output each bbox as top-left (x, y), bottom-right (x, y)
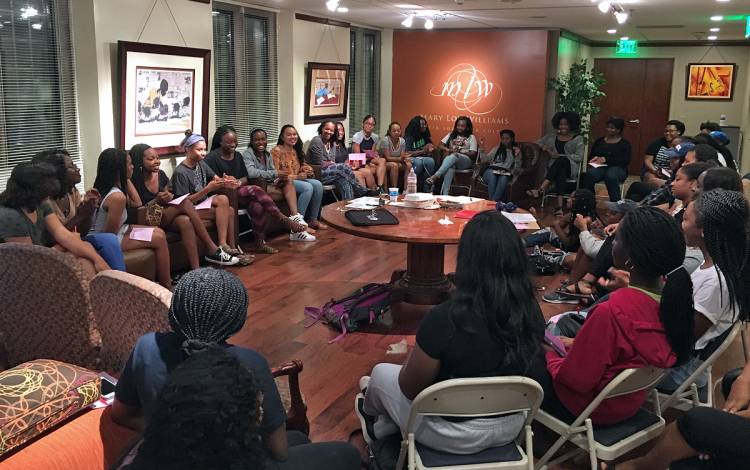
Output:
top-left (210, 124), bottom-right (237, 152)
top-left (619, 206), bottom-right (694, 364)
top-left (694, 189), bottom-right (750, 322)
top-left (168, 268), bottom-right (248, 355)
top-left (125, 346), bottom-right (265, 470)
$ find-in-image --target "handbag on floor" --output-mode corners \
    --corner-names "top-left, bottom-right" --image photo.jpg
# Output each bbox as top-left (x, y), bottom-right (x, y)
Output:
top-left (304, 283), bottom-right (391, 342)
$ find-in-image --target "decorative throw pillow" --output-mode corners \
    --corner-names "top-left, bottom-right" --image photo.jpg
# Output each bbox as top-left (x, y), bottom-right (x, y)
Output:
top-left (0, 359), bottom-right (100, 455)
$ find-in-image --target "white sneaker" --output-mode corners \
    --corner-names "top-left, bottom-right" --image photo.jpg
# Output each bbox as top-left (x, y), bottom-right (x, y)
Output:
top-left (289, 231), bottom-right (316, 242)
top-left (204, 247), bottom-right (240, 266)
top-left (359, 375), bottom-right (371, 393)
top-left (289, 213), bottom-right (308, 226)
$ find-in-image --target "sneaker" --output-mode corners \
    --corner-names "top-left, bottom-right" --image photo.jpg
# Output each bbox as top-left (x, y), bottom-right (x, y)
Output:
top-left (354, 393), bottom-right (377, 446)
top-left (543, 291), bottom-right (580, 304)
top-left (359, 375), bottom-right (371, 393)
top-left (290, 213), bottom-right (308, 226)
top-left (204, 248), bottom-right (240, 266)
top-left (289, 231), bottom-right (316, 242)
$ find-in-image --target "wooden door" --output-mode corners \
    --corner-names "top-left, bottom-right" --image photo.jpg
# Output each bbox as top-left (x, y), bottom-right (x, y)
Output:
top-left (591, 59), bottom-right (674, 175)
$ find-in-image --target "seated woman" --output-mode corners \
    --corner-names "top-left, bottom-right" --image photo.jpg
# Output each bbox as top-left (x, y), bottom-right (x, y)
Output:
top-left (88, 149), bottom-right (172, 288)
top-left (355, 211), bottom-right (549, 454)
top-left (130, 143), bottom-right (239, 268)
top-left (403, 115), bottom-right (436, 191)
top-left (425, 116), bottom-right (478, 195)
top-left (523, 188), bottom-right (597, 256)
top-left (352, 114), bottom-right (388, 192)
top-left (334, 121), bottom-right (375, 189)
top-left (207, 125), bottom-right (309, 252)
top-left (112, 268), bottom-right (359, 470)
top-left (306, 121), bottom-right (370, 200)
top-left (582, 117), bottom-right (632, 202)
top-left (271, 125), bottom-right (322, 238)
top-left (700, 167), bottom-right (743, 193)
top-left (527, 112), bottom-right (585, 209)
top-left (380, 121), bottom-right (412, 189)
top-left (31, 149), bottom-right (126, 271)
top-left (658, 188), bottom-right (749, 393)
top-left (642, 120), bottom-right (685, 189)
top-left (479, 129), bottom-right (522, 202)
top-left (0, 162), bottom-right (111, 275)
top-left (170, 133), bottom-right (247, 256)
top-left (118, 345), bottom-right (360, 470)
top-left (543, 206), bottom-right (694, 425)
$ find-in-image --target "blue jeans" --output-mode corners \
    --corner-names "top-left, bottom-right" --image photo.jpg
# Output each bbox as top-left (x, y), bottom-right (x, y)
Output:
top-left (582, 165), bottom-right (627, 202)
top-left (658, 356), bottom-right (708, 393)
top-left (293, 178), bottom-right (323, 221)
top-left (412, 156), bottom-right (435, 188)
top-left (82, 233), bottom-right (126, 271)
top-left (483, 168), bottom-right (511, 202)
top-left (434, 153), bottom-right (473, 195)
top-left (320, 163), bottom-right (367, 200)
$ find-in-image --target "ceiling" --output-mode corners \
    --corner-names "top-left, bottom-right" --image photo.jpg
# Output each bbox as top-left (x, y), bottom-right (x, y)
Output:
top-left (245, 0), bottom-right (750, 42)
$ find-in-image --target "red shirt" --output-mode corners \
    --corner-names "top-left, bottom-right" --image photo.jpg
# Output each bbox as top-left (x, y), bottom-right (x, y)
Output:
top-left (546, 288), bottom-right (677, 425)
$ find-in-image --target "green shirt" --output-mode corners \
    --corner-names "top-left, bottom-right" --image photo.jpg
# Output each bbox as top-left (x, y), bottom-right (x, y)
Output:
top-left (0, 200), bottom-right (55, 246)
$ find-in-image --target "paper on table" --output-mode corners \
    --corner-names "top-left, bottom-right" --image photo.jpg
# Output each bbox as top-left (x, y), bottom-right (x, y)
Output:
top-left (389, 201), bottom-right (440, 210)
top-left (588, 162), bottom-right (608, 168)
top-left (501, 211), bottom-right (537, 223)
top-left (438, 216), bottom-right (454, 225)
top-left (437, 195), bottom-right (478, 204)
top-left (195, 195), bottom-right (215, 210)
top-left (168, 194), bottom-right (189, 205)
top-left (129, 227), bottom-right (155, 242)
top-left (514, 223), bottom-right (529, 230)
top-left (345, 196), bottom-right (382, 210)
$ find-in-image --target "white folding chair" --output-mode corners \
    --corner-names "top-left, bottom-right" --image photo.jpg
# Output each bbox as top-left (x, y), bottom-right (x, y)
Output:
top-left (395, 376), bottom-right (543, 470)
top-left (534, 366), bottom-right (665, 470)
top-left (237, 208), bottom-right (253, 238)
top-left (658, 322), bottom-right (742, 411)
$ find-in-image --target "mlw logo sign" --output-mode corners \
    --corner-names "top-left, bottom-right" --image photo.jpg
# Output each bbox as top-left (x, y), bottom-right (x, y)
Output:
top-left (430, 63), bottom-right (502, 115)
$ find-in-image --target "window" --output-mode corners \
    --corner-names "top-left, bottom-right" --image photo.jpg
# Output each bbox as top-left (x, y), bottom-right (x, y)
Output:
top-left (212, 4), bottom-right (278, 149)
top-left (349, 27), bottom-right (380, 134)
top-left (0, 0), bottom-right (82, 190)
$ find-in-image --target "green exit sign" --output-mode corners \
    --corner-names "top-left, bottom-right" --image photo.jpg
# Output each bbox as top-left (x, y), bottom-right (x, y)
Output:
top-left (616, 39), bottom-right (638, 54)
top-left (745, 16), bottom-right (750, 38)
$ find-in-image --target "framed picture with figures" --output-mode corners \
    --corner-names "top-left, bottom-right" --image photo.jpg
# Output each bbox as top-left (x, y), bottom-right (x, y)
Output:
top-left (304, 62), bottom-right (350, 124)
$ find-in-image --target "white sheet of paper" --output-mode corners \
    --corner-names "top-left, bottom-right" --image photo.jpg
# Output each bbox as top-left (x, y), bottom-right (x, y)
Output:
top-left (501, 211), bottom-right (537, 224)
top-left (514, 223), bottom-right (529, 230)
top-left (588, 162), bottom-right (608, 168)
top-left (195, 195), bottom-right (215, 211)
top-left (129, 227), bottom-right (155, 242)
top-left (168, 194), bottom-right (189, 205)
top-left (436, 195), bottom-right (478, 204)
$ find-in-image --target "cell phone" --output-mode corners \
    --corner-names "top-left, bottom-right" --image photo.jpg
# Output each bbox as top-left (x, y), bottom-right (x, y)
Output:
top-left (544, 331), bottom-right (567, 357)
top-left (100, 372), bottom-right (117, 397)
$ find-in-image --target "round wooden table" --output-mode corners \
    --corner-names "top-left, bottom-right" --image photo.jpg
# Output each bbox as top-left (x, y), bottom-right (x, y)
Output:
top-left (322, 198), bottom-right (524, 305)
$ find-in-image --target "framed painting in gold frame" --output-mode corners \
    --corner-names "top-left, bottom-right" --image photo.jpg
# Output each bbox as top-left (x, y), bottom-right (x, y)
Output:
top-left (686, 63), bottom-right (736, 101)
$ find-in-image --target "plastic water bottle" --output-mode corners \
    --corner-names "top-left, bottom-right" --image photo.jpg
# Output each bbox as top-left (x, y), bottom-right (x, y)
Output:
top-left (720, 114), bottom-right (727, 126)
top-left (406, 167), bottom-right (417, 194)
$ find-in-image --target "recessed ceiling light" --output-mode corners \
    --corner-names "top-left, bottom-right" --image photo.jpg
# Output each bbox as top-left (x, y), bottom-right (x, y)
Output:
top-left (707, 35), bottom-right (718, 40)
top-left (325, 0), bottom-right (339, 12)
top-left (710, 15), bottom-right (723, 21)
top-left (337, 6), bottom-right (348, 12)
top-left (607, 29), bottom-right (617, 34)
top-left (710, 27), bottom-right (720, 32)
top-left (716, 0), bottom-right (730, 3)
top-left (620, 36), bottom-right (629, 40)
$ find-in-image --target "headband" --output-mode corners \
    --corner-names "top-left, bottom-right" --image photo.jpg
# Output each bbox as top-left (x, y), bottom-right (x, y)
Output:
top-left (182, 133), bottom-right (205, 148)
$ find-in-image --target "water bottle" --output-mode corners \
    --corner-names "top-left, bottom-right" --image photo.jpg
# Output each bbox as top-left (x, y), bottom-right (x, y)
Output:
top-left (406, 167), bottom-right (417, 194)
top-left (720, 114), bottom-right (727, 126)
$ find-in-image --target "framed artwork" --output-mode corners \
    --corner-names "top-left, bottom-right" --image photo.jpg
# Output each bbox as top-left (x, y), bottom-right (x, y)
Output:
top-left (304, 62), bottom-right (350, 123)
top-left (685, 63), bottom-right (736, 101)
top-left (118, 41), bottom-right (211, 154)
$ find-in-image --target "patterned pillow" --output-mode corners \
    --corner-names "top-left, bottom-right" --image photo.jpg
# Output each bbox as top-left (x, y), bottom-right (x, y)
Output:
top-left (0, 359), bottom-right (100, 456)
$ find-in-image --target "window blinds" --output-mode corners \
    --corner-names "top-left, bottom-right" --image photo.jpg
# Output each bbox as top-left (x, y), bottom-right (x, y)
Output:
top-left (348, 27), bottom-right (380, 136)
top-left (212, 4), bottom-right (279, 150)
top-left (0, 0), bottom-right (82, 191)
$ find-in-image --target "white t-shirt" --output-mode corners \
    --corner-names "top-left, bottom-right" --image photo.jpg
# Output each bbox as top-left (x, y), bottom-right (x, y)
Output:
top-left (691, 264), bottom-right (738, 350)
top-left (441, 133), bottom-right (477, 155)
top-left (351, 131), bottom-right (380, 151)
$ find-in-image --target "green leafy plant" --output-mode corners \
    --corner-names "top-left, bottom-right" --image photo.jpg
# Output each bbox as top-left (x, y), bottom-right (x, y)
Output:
top-left (549, 60), bottom-right (606, 140)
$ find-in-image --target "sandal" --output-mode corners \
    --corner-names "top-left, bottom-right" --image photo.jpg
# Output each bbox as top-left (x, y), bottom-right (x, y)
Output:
top-left (221, 245), bottom-right (243, 256)
top-left (559, 279), bottom-right (594, 297)
top-left (235, 254), bottom-right (255, 266)
top-left (253, 242), bottom-right (279, 254)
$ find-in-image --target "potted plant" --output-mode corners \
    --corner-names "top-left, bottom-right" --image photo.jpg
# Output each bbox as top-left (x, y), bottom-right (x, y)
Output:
top-left (549, 59), bottom-right (606, 141)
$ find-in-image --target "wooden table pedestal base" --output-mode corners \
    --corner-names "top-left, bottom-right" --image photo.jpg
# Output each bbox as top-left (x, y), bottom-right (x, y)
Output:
top-left (390, 243), bottom-right (451, 305)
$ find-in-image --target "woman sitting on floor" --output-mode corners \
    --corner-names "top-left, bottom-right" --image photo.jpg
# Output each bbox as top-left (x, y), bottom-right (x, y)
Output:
top-left (479, 129), bottom-right (522, 202)
top-left (130, 143), bottom-right (239, 267)
top-left (207, 125), bottom-right (310, 252)
top-left (306, 120), bottom-right (371, 200)
top-left (543, 206), bottom-right (694, 425)
top-left (0, 162), bottom-right (111, 275)
top-left (335, 121), bottom-right (376, 189)
top-left (527, 111), bottom-right (585, 210)
top-left (425, 116), bottom-right (478, 195)
top-left (170, 133), bottom-right (248, 258)
top-left (31, 149), bottom-right (126, 271)
top-left (271, 125), bottom-right (322, 238)
top-left (356, 210), bottom-right (549, 454)
top-left (380, 121), bottom-right (412, 189)
top-left (352, 114), bottom-right (389, 192)
top-left (111, 268), bottom-right (359, 469)
top-left (88, 149), bottom-right (172, 288)
top-left (403, 115), bottom-right (436, 192)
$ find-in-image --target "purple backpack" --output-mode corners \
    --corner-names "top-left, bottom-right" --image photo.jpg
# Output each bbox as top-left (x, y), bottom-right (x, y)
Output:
top-left (304, 283), bottom-right (392, 342)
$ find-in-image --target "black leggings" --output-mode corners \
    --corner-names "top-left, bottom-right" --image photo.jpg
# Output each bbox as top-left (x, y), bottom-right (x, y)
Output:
top-left (271, 431), bottom-right (361, 470)
top-left (670, 407), bottom-right (750, 469)
top-left (546, 157), bottom-right (572, 192)
top-left (591, 236), bottom-right (615, 279)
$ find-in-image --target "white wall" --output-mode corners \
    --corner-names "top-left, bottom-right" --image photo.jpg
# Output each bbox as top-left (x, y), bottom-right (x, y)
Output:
top-left (71, 0), bottom-right (213, 186)
top-left (589, 45), bottom-right (750, 172)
